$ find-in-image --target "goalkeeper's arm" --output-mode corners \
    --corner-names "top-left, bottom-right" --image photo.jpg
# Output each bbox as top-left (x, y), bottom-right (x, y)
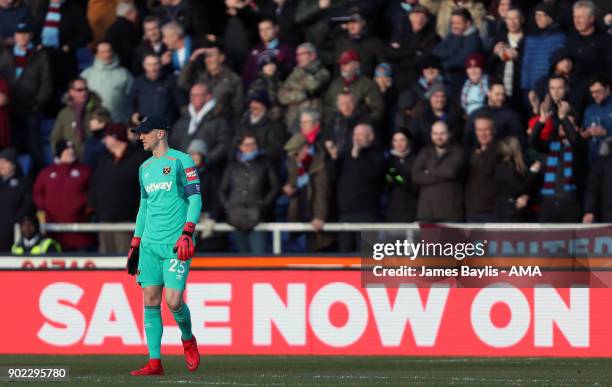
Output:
top-left (174, 158), bottom-right (202, 260)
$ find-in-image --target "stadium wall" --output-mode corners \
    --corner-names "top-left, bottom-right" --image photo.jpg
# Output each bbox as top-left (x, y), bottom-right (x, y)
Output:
top-left (0, 270), bottom-right (609, 356)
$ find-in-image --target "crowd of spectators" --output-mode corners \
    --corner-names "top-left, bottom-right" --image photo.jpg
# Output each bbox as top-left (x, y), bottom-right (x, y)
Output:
top-left (0, 0), bottom-right (611, 254)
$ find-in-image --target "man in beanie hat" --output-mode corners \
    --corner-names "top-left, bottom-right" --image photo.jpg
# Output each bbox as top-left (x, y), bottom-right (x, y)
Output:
top-left (0, 148), bottom-right (32, 251)
top-left (410, 82), bottom-right (464, 150)
top-left (520, 2), bottom-right (566, 95)
top-left (460, 52), bottom-right (489, 115)
top-left (33, 139), bottom-right (94, 251)
top-left (324, 49), bottom-right (384, 124)
top-left (236, 90), bottom-right (286, 170)
top-left (88, 122), bottom-right (148, 253)
top-left (404, 54), bottom-right (445, 103)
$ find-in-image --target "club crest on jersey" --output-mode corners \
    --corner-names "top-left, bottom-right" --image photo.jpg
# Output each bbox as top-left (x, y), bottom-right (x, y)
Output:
top-left (163, 166), bottom-right (171, 175)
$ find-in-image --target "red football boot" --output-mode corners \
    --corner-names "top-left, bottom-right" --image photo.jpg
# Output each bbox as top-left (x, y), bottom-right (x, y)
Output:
top-left (181, 336), bottom-right (200, 371)
top-left (130, 359), bottom-right (164, 376)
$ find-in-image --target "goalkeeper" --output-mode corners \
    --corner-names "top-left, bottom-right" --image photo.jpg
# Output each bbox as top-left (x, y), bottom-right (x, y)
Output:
top-left (126, 116), bottom-right (202, 376)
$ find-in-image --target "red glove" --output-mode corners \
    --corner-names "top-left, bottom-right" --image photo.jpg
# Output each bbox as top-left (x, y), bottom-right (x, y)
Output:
top-left (127, 237), bottom-right (141, 275)
top-left (173, 222), bottom-right (195, 261)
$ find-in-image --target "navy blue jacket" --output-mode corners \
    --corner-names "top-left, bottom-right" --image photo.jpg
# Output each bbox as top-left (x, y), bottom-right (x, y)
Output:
top-left (520, 26), bottom-right (565, 91)
top-left (432, 26), bottom-right (481, 92)
top-left (131, 73), bottom-right (180, 125)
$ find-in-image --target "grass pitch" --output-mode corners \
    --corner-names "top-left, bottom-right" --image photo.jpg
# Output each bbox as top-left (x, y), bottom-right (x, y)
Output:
top-left (1, 355), bottom-right (611, 386)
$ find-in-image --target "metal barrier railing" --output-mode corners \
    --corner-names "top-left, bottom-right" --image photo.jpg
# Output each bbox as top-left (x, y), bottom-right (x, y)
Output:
top-left (14, 222), bottom-right (609, 255)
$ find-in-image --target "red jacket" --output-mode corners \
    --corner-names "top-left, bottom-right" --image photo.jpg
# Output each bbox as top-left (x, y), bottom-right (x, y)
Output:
top-left (33, 162), bottom-right (95, 250)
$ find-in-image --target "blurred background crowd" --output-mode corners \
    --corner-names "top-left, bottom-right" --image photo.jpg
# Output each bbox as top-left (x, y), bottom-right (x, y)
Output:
top-left (0, 0), bottom-right (611, 254)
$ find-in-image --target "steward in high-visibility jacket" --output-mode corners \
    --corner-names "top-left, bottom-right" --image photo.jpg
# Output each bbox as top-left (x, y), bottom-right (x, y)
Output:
top-left (11, 237), bottom-right (61, 255)
top-left (10, 214), bottom-right (62, 255)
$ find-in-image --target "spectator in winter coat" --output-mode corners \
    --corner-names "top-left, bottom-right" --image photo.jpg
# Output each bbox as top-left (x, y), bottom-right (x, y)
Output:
top-left (432, 8), bottom-right (482, 93)
top-left (247, 55), bottom-right (283, 122)
top-left (35, 0), bottom-right (92, 95)
top-left (81, 41), bottom-right (133, 122)
top-left (385, 129), bottom-right (418, 222)
top-left (528, 84), bottom-right (587, 223)
top-left (385, 5), bottom-right (440, 91)
top-left (520, 3), bottom-right (565, 97)
top-left (533, 47), bottom-right (589, 120)
top-left (404, 54), bottom-right (445, 104)
top-left (82, 107), bottom-right (111, 169)
top-left (171, 83), bottom-right (230, 218)
top-left (88, 123), bottom-right (147, 253)
top-left (219, 132), bottom-right (280, 254)
top-left (0, 0), bottom-right (31, 44)
top-left (0, 148), bottom-right (32, 252)
top-left (234, 90), bottom-right (287, 169)
top-left (131, 54), bottom-right (180, 127)
top-left (324, 49), bottom-right (385, 125)
top-left (433, 0), bottom-right (487, 40)
top-left (284, 132), bottom-right (333, 252)
top-left (495, 136), bottom-right (541, 222)
top-left (0, 21), bottom-right (52, 175)
top-left (242, 18), bottom-right (295, 87)
top-left (179, 44), bottom-right (244, 124)
top-left (408, 83), bottom-right (464, 152)
top-left (160, 20), bottom-right (194, 76)
top-left (323, 92), bottom-right (370, 157)
top-left (331, 123), bottom-right (385, 252)
top-left (49, 77), bottom-right (102, 160)
top-left (464, 81), bottom-right (524, 149)
top-left (323, 10), bottom-right (384, 79)
top-left (582, 75), bottom-right (612, 165)
top-left (33, 140), bottom-right (95, 251)
top-left (278, 42), bottom-right (330, 133)
top-left (489, 6), bottom-right (525, 115)
top-left (132, 15), bottom-right (167, 77)
top-left (567, 0), bottom-right (612, 79)
top-left (104, 2), bottom-right (140, 70)
top-left (460, 53), bottom-right (489, 115)
top-left (464, 114), bottom-right (497, 222)
top-left (412, 121), bottom-right (465, 222)
top-left (583, 136), bottom-right (612, 223)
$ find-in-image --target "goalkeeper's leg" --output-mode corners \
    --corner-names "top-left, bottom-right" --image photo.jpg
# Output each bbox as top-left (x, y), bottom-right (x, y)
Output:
top-left (167, 288), bottom-right (200, 372)
top-left (130, 285), bottom-right (164, 376)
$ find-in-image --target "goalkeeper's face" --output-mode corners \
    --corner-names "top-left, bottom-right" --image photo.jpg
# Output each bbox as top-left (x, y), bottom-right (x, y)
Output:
top-left (140, 129), bottom-right (166, 151)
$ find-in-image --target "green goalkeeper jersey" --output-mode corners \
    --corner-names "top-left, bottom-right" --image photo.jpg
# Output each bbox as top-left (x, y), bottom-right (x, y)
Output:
top-left (134, 148), bottom-right (202, 244)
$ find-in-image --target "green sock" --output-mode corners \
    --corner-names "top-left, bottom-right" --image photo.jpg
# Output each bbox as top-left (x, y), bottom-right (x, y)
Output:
top-left (172, 303), bottom-right (193, 341)
top-left (144, 306), bottom-right (163, 359)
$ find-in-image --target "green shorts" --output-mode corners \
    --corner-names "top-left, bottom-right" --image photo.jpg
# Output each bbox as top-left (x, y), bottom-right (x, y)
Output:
top-left (137, 241), bottom-right (191, 291)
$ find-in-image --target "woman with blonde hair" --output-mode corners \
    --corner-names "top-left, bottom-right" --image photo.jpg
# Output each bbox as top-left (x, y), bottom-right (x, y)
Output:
top-left (494, 136), bottom-right (541, 221)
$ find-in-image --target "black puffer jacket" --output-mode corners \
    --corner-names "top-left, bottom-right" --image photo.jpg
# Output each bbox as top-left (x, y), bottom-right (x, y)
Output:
top-left (0, 170), bottom-right (32, 252)
top-left (219, 154), bottom-right (280, 231)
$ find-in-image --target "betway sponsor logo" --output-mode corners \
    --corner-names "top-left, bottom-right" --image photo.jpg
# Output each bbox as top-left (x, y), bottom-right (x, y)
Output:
top-left (145, 181), bottom-right (172, 194)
